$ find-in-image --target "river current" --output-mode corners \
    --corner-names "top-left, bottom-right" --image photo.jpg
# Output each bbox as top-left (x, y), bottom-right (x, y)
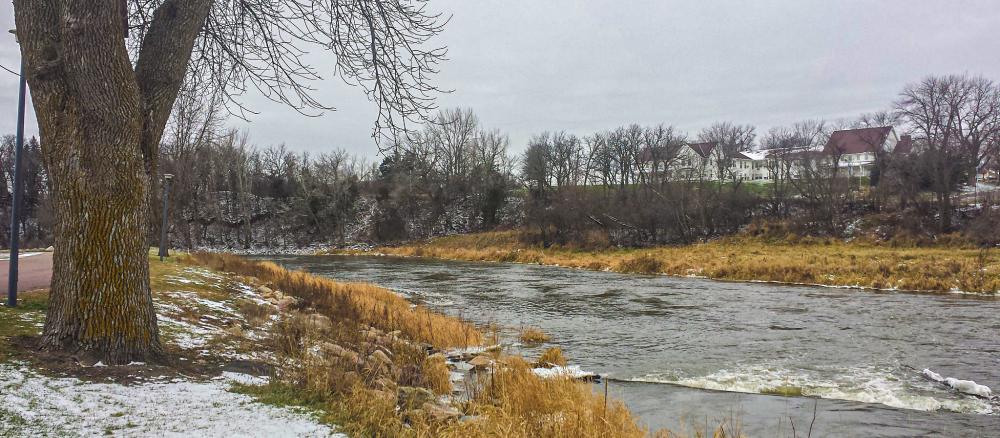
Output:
top-left (262, 255), bottom-right (999, 437)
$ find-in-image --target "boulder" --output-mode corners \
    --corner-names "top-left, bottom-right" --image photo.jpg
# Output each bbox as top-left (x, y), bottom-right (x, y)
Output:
top-left (374, 377), bottom-right (397, 391)
top-left (298, 313), bottom-right (333, 332)
top-left (451, 361), bottom-right (473, 372)
top-left (370, 389), bottom-right (397, 404)
top-left (362, 328), bottom-right (382, 342)
top-left (468, 355), bottom-right (492, 369)
top-left (397, 386), bottom-right (435, 410)
top-left (277, 296), bottom-right (296, 311)
top-left (319, 342), bottom-right (363, 366)
top-left (369, 349), bottom-right (393, 367)
top-left (422, 402), bottom-right (462, 422)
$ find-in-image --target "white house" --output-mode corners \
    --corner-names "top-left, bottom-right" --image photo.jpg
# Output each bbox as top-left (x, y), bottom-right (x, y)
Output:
top-left (824, 126), bottom-right (913, 178)
top-left (639, 126), bottom-right (915, 183)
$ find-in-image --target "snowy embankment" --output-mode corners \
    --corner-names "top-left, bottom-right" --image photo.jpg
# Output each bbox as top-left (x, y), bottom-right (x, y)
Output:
top-left (0, 364), bottom-right (341, 437)
top-left (0, 264), bottom-right (344, 437)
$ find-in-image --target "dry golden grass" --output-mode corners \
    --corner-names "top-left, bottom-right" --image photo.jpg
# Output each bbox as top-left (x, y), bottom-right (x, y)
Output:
top-left (453, 356), bottom-right (647, 438)
top-left (186, 252), bottom-right (481, 348)
top-left (188, 252), bottom-right (737, 437)
top-left (422, 353), bottom-right (452, 395)
top-left (519, 326), bottom-right (551, 344)
top-left (535, 347), bottom-right (568, 367)
top-left (351, 231), bottom-right (1000, 293)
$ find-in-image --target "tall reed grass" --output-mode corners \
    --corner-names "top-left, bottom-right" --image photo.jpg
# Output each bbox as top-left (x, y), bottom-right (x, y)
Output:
top-left (187, 252), bottom-right (481, 348)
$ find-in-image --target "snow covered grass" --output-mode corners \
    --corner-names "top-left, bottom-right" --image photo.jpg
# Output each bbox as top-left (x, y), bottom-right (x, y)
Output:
top-left (148, 258), bottom-right (278, 361)
top-left (0, 290), bottom-right (47, 361)
top-left (0, 363), bottom-right (341, 437)
top-left (354, 230), bottom-right (1000, 294)
top-left (0, 256), bottom-right (345, 437)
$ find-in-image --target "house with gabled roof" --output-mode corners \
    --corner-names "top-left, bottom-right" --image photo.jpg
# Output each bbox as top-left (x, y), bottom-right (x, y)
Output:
top-left (656, 142), bottom-right (767, 182)
top-left (824, 126), bottom-right (912, 177)
top-left (637, 126), bottom-right (916, 183)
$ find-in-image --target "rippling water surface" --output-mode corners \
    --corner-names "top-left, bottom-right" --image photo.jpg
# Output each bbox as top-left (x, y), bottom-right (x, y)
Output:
top-left (263, 255), bottom-right (1000, 437)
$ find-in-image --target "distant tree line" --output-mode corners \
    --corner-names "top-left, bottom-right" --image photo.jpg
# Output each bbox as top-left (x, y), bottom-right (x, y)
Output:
top-left (2, 74), bottom-right (998, 250)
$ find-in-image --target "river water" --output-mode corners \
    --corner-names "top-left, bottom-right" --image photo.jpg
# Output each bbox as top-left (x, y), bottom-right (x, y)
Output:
top-left (262, 255), bottom-right (999, 437)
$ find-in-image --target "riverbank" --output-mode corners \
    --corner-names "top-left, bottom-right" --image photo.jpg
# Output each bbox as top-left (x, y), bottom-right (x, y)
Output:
top-left (0, 253), bottom-right (685, 437)
top-left (330, 231), bottom-right (1000, 294)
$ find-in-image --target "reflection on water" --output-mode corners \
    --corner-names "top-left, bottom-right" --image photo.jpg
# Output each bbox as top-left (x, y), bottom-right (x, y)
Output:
top-left (262, 255), bottom-right (1000, 437)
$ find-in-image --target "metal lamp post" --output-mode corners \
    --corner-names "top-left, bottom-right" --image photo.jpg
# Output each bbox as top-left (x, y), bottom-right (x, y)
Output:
top-left (6, 29), bottom-right (27, 308)
top-left (158, 174), bottom-right (173, 261)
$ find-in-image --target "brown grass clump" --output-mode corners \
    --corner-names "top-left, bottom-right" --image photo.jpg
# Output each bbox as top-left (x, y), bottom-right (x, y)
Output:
top-left (454, 356), bottom-right (647, 438)
top-left (535, 347), bottom-right (568, 368)
top-left (519, 326), bottom-right (551, 344)
top-left (617, 253), bottom-right (663, 274)
top-left (422, 353), bottom-right (452, 395)
top-left (186, 252), bottom-right (481, 348)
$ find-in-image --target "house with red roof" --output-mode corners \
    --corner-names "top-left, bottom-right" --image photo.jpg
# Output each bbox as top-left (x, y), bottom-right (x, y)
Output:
top-left (824, 126), bottom-right (912, 178)
top-left (638, 126), bottom-right (916, 183)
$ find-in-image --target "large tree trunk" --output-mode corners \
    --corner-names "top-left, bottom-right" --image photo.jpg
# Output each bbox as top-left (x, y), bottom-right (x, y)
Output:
top-left (42, 119), bottom-right (162, 364)
top-left (14, 0), bottom-right (212, 364)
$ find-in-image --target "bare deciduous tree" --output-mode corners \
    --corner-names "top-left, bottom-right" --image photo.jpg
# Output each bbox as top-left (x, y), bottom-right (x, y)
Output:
top-left (895, 74), bottom-right (1000, 231)
top-left (13, 0), bottom-right (449, 364)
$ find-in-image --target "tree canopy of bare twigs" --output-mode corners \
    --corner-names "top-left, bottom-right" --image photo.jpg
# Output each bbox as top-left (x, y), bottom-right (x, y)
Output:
top-left (129, 0), bottom-right (450, 142)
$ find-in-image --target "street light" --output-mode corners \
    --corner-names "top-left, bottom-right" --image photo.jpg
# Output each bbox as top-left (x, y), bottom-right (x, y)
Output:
top-left (158, 174), bottom-right (173, 261)
top-left (6, 29), bottom-right (27, 308)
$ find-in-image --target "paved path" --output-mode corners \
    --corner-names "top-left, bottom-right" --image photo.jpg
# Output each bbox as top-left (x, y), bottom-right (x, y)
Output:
top-left (0, 252), bottom-right (53, 292)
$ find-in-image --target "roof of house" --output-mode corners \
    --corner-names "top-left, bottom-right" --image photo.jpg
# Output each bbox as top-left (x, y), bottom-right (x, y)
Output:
top-left (765, 148), bottom-right (825, 160)
top-left (894, 134), bottom-right (914, 155)
top-left (740, 150), bottom-right (768, 161)
top-left (686, 142), bottom-right (717, 158)
top-left (638, 145), bottom-right (682, 163)
top-left (824, 126), bottom-right (893, 155)
top-left (730, 151), bottom-right (759, 160)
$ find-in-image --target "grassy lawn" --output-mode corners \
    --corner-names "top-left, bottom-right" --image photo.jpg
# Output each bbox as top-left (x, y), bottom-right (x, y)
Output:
top-left (0, 290), bottom-right (47, 362)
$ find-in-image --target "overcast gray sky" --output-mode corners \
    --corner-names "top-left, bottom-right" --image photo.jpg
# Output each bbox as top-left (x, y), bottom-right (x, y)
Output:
top-left (2, 1), bottom-right (1000, 159)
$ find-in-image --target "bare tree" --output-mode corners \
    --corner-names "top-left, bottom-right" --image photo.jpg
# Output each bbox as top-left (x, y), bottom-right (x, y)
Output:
top-left (699, 122), bottom-right (757, 187)
top-left (894, 74), bottom-right (1000, 231)
top-left (13, 0), bottom-right (449, 364)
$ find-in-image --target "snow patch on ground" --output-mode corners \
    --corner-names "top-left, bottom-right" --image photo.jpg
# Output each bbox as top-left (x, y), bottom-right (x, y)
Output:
top-left (219, 371), bottom-right (270, 386)
top-left (0, 363), bottom-right (342, 437)
top-left (157, 314), bottom-right (218, 349)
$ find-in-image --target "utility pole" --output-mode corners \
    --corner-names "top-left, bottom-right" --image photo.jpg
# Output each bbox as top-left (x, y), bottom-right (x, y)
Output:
top-left (6, 30), bottom-right (27, 308)
top-left (159, 174), bottom-right (173, 261)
